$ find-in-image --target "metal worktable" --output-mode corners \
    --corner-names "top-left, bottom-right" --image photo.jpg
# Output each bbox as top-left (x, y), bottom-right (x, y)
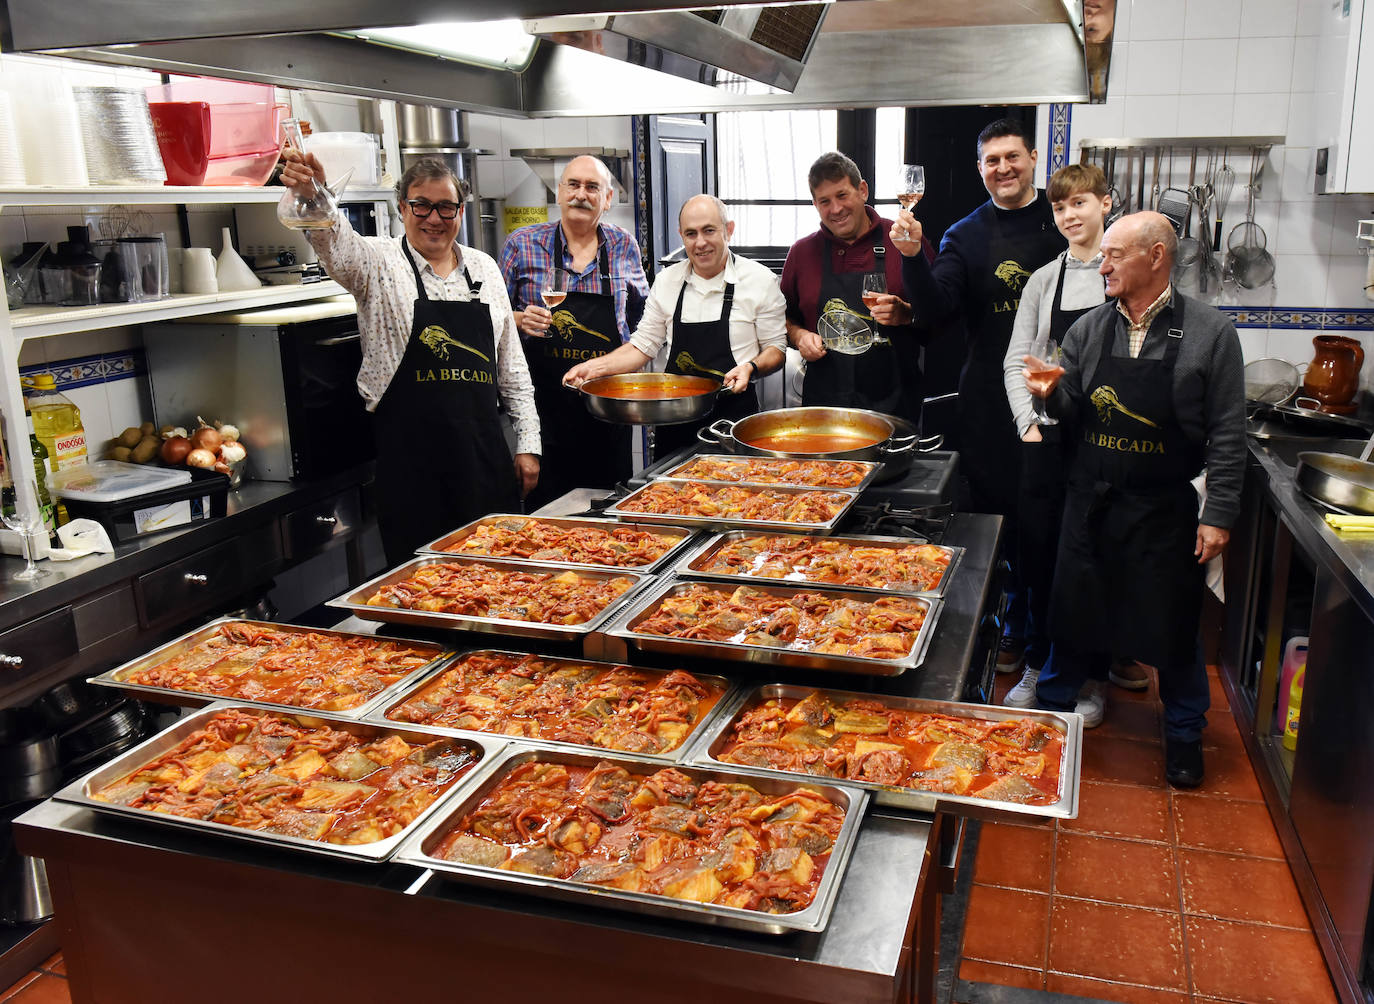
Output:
top-left (14, 509), bottom-right (1002, 1004)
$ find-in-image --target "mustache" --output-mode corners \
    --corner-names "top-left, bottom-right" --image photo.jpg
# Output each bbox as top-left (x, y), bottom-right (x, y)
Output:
top-left (567, 198), bottom-right (597, 211)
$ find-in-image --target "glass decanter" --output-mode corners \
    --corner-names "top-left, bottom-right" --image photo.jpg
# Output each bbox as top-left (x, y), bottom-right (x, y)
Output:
top-left (276, 119), bottom-right (353, 231)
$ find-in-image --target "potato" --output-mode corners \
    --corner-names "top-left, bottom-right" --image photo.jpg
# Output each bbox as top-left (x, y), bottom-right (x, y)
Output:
top-left (131, 436), bottom-right (160, 464)
top-left (110, 446), bottom-right (132, 462)
top-left (117, 427), bottom-right (143, 449)
top-left (139, 421), bottom-right (156, 437)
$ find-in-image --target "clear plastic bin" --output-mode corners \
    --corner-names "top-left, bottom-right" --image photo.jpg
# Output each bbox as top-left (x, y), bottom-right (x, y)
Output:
top-left (145, 78), bottom-right (287, 186)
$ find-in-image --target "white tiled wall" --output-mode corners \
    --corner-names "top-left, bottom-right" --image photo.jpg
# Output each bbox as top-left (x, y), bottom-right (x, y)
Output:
top-left (1057, 0), bottom-right (1374, 387)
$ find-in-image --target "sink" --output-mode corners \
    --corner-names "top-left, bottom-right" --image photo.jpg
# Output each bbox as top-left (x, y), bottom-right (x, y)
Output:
top-left (1256, 436), bottom-right (1373, 469)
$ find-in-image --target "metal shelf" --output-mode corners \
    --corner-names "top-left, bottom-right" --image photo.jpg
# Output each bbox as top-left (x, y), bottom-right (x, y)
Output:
top-left (1077, 136), bottom-right (1286, 151)
top-left (8, 282), bottom-right (353, 340)
top-left (0, 185), bottom-right (395, 208)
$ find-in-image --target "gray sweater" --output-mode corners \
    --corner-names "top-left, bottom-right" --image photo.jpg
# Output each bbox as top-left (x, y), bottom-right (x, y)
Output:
top-left (1054, 287), bottom-right (1247, 529)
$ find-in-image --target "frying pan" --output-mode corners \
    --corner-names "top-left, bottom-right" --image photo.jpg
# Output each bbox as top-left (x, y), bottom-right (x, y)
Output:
top-left (1296, 433), bottom-right (1374, 515)
top-left (573, 372), bottom-right (726, 426)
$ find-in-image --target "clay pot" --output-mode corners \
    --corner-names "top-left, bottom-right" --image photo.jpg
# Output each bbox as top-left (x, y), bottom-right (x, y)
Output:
top-left (1302, 335), bottom-right (1365, 408)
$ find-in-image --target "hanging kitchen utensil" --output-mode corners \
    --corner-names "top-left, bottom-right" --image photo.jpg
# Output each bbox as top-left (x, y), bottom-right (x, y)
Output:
top-left (1136, 148), bottom-right (1147, 216)
top-left (1211, 159), bottom-right (1236, 252)
top-left (1228, 182), bottom-right (1275, 290)
top-left (1150, 147), bottom-right (1162, 211)
top-left (1158, 148), bottom-right (1192, 235)
top-left (1174, 189), bottom-right (1204, 290)
top-left (1104, 148), bottom-right (1124, 227)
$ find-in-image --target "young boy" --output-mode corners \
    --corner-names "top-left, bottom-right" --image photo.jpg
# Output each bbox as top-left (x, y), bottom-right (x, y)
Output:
top-left (1000, 164), bottom-right (1130, 724)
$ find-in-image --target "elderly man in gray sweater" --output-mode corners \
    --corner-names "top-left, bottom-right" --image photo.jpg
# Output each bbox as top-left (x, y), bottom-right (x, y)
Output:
top-left (1025, 211), bottom-right (1246, 789)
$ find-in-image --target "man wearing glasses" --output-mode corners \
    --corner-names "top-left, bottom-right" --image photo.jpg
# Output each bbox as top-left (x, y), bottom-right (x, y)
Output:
top-left (500, 155), bottom-right (650, 510)
top-left (280, 153), bottom-right (540, 565)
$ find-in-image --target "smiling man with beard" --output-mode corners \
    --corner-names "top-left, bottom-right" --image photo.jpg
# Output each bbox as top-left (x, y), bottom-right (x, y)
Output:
top-left (501, 155), bottom-right (650, 510)
top-left (893, 118), bottom-right (1066, 679)
top-left (280, 152), bottom-right (538, 565)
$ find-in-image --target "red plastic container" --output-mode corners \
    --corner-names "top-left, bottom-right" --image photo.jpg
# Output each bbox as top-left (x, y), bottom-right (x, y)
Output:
top-left (146, 78), bottom-right (287, 187)
top-left (148, 101), bottom-right (211, 186)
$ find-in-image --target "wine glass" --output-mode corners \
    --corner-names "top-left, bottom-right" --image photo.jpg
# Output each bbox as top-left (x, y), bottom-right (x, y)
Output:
top-left (1027, 337), bottom-right (1066, 426)
top-left (1, 491), bottom-right (49, 581)
top-left (860, 273), bottom-right (887, 315)
top-left (542, 268), bottom-right (571, 310)
top-left (893, 164), bottom-right (925, 240)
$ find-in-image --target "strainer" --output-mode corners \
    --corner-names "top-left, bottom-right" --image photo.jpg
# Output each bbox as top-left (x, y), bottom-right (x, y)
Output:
top-left (818, 308), bottom-right (875, 355)
top-left (1244, 357), bottom-right (1299, 405)
top-left (1226, 153), bottom-right (1275, 289)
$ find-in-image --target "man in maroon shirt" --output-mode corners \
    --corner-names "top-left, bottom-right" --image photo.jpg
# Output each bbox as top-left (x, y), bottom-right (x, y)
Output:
top-left (780, 151), bottom-right (934, 424)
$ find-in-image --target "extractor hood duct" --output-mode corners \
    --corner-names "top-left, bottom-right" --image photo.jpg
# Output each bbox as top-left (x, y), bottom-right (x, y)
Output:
top-left (523, 5), bottom-right (828, 91)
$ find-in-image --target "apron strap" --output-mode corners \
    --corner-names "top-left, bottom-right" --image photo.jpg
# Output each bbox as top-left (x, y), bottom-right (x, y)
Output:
top-left (554, 223), bottom-right (613, 297)
top-left (1161, 291), bottom-right (1184, 370)
top-left (401, 236), bottom-right (479, 300)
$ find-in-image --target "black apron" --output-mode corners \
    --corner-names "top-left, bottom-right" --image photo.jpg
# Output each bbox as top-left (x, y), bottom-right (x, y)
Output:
top-left (958, 199), bottom-right (1064, 516)
top-left (1019, 255), bottom-right (1101, 655)
top-left (654, 265), bottom-right (756, 458)
top-left (523, 225), bottom-right (633, 510)
top-left (1049, 298), bottom-right (1206, 670)
top-left (373, 237), bottom-right (519, 566)
top-left (801, 242), bottom-right (903, 415)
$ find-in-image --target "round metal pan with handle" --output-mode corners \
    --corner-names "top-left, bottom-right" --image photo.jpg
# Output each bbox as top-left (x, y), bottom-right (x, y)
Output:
top-left (573, 372), bottom-right (727, 426)
top-left (1296, 433), bottom-right (1374, 515)
top-left (697, 406), bottom-right (929, 464)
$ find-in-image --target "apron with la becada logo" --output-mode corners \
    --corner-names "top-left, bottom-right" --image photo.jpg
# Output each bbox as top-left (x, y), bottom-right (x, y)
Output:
top-left (523, 225), bottom-right (632, 510)
top-left (372, 237), bottom-right (519, 565)
top-left (802, 241), bottom-right (903, 414)
top-left (1049, 300), bottom-right (1207, 669)
top-left (654, 263), bottom-right (757, 458)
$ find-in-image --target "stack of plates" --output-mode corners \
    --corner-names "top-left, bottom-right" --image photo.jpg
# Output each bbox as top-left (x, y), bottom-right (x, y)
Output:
top-left (0, 92), bottom-right (26, 185)
top-left (72, 86), bottom-right (166, 185)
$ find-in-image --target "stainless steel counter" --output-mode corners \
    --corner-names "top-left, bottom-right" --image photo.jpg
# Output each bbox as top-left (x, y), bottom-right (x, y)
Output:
top-left (1248, 439), bottom-right (1374, 622)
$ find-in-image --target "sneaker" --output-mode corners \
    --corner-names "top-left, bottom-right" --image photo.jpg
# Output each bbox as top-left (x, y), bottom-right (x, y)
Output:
top-left (996, 636), bottom-right (1026, 674)
top-left (1004, 668), bottom-right (1040, 708)
top-left (1074, 679), bottom-right (1106, 728)
top-left (1165, 738), bottom-right (1205, 788)
top-left (1109, 659), bottom-right (1150, 691)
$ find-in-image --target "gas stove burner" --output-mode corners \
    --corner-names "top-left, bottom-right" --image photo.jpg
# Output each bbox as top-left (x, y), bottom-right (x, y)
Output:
top-left (843, 500), bottom-right (953, 543)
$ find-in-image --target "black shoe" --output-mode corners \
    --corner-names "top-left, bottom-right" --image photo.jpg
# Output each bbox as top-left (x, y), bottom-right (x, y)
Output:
top-left (1165, 738), bottom-right (1204, 789)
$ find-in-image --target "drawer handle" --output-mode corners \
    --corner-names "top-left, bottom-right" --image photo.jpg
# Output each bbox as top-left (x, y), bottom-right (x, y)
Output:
top-left (0, 654), bottom-right (22, 667)
top-left (183, 573), bottom-right (209, 585)
top-left (314, 515), bottom-right (339, 525)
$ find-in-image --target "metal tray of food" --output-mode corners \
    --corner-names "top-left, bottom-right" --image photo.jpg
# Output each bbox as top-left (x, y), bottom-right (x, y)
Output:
top-left (393, 744), bottom-right (869, 935)
top-left (327, 555), bottom-right (655, 641)
top-left (674, 530), bottom-right (964, 598)
top-left (604, 479), bottom-right (861, 534)
top-left (599, 575), bottom-right (941, 677)
top-left (88, 618), bottom-right (454, 719)
top-left (367, 648), bottom-right (739, 765)
top-left (416, 513), bottom-right (698, 575)
top-left (52, 703), bottom-right (502, 863)
top-left (660, 454), bottom-right (884, 494)
top-left (685, 685), bottom-right (1081, 823)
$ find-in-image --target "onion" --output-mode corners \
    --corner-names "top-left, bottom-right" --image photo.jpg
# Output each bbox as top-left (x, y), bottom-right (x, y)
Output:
top-left (218, 423), bottom-right (241, 442)
top-left (190, 427), bottom-right (222, 453)
top-left (213, 461), bottom-right (231, 474)
top-left (160, 436), bottom-right (193, 464)
top-left (186, 448), bottom-right (216, 468)
top-left (218, 441), bottom-right (247, 464)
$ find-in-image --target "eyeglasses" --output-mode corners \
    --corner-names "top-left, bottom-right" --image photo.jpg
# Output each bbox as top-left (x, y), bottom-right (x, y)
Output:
top-left (406, 199), bottom-right (461, 220)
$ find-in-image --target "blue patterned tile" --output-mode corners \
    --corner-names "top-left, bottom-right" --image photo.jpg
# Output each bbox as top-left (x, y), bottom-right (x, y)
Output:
top-left (1050, 104), bottom-right (1070, 174)
top-left (20, 348), bottom-right (144, 391)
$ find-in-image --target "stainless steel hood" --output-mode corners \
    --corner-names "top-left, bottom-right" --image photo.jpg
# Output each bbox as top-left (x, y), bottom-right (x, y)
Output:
top-left (2, 0), bottom-right (1112, 113)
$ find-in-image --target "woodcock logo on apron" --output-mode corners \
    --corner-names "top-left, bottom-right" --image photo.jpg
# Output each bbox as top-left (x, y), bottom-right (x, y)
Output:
top-left (1084, 386), bottom-right (1166, 453)
top-left (994, 260), bottom-right (1032, 292)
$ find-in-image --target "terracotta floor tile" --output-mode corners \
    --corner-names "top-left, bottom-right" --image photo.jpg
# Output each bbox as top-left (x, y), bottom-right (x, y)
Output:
top-left (1, 973), bottom-right (40, 1001)
top-left (1179, 848), bottom-right (1311, 928)
top-left (1080, 734), bottom-right (1166, 788)
top-left (1201, 713), bottom-right (1247, 752)
top-left (5, 975), bottom-right (70, 1004)
top-left (1049, 897), bottom-right (1187, 990)
top-left (1173, 792), bottom-right (1285, 858)
top-left (1054, 832), bottom-right (1179, 910)
top-left (1191, 743), bottom-right (1265, 800)
top-left (1209, 674), bottom-right (1231, 711)
top-left (957, 958), bottom-right (1045, 991)
top-left (960, 885), bottom-right (1050, 969)
top-left (973, 821), bottom-right (1054, 893)
top-left (1186, 916), bottom-right (1338, 1003)
top-left (1095, 698), bottom-right (1162, 744)
top-left (1060, 781), bottom-right (1172, 842)
top-left (1045, 972), bottom-right (1190, 1003)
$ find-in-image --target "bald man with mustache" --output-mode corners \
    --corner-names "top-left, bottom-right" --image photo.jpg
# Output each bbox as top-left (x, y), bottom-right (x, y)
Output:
top-left (1026, 211), bottom-right (1245, 789)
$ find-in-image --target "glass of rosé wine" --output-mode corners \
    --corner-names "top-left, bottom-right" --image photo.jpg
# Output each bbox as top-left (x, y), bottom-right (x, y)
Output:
top-left (1026, 337), bottom-right (1065, 426)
